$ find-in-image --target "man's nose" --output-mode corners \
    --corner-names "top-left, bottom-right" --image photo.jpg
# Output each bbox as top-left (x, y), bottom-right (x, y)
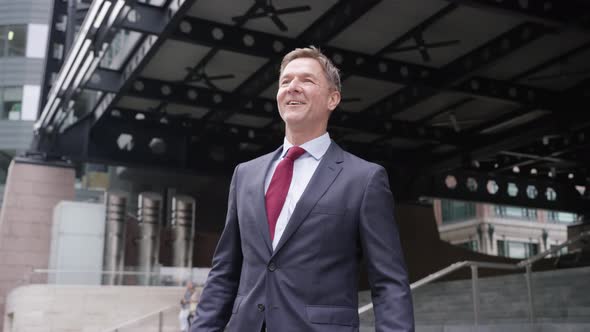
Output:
top-left (287, 79), bottom-right (302, 92)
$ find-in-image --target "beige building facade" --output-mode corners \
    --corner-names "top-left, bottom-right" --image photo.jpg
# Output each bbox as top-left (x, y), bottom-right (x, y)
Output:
top-left (434, 200), bottom-right (575, 259)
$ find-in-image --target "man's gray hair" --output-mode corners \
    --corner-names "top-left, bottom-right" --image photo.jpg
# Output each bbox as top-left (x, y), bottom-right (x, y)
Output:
top-left (279, 46), bottom-right (342, 92)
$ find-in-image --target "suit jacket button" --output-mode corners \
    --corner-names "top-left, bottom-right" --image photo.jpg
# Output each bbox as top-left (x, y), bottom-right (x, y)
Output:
top-left (268, 262), bottom-right (276, 272)
top-left (258, 304), bottom-right (265, 312)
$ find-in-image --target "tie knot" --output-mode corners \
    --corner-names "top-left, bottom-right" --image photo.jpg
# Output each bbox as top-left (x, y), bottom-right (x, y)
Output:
top-left (284, 146), bottom-right (306, 161)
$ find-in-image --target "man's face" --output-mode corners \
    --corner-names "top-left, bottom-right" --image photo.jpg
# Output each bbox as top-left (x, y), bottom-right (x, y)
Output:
top-left (276, 57), bottom-right (340, 133)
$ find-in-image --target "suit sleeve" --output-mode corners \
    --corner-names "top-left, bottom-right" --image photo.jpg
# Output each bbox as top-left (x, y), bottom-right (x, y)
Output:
top-left (359, 166), bottom-right (415, 332)
top-left (191, 165), bottom-right (243, 331)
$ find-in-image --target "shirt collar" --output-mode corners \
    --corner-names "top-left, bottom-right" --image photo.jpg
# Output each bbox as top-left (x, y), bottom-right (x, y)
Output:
top-left (281, 132), bottom-right (331, 161)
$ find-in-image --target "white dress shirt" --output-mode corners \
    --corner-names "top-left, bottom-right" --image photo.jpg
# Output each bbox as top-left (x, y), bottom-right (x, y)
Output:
top-left (264, 132), bottom-right (331, 250)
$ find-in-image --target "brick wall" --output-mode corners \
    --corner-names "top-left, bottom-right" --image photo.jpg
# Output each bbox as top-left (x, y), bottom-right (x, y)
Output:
top-left (0, 159), bottom-right (75, 328)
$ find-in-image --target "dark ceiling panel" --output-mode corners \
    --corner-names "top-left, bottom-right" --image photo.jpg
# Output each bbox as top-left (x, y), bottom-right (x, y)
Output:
top-left (33, 0), bottom-right (590, 209)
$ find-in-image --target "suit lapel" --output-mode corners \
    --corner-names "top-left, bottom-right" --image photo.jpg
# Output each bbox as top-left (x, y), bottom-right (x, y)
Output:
top-left (272, 141), bottom-right (344, 256)
top-left (249, 146), bottom-right (282, 254)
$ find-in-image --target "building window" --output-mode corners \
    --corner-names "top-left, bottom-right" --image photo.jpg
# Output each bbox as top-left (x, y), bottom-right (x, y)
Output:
top-left (547, 211), bottom-right (576, 224)
top-left (441, 200), bottom-right (476, 223)
top-left (497, 240), bottom-right (539, 259)
top-left (0, 87), bottom-right (23, 120)
top-left (0, 25), bottom-right (27, 57)
top-left (457, 240), bottom-right (478, 252)
top-left (494, 205), bottom-right (537, 220)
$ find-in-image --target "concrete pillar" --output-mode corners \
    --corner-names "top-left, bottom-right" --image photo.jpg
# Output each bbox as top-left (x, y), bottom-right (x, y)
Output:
top-left (170, 195), bottom-right (195, 269)
top-left (0, 158), bottom-right (75, 329)
top-left (136, 192), bottom-right (163, 285)
top-left (103, 192), bottom-right (128, 285)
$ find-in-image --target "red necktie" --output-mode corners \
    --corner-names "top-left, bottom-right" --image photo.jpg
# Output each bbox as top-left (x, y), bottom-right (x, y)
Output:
top-left (265, 146), bottom-right (306, 241)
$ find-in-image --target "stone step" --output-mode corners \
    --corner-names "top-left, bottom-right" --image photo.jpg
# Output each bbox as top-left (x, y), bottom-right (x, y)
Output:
top-left (413, 323), bottom-right (590, 332)
top-left (359, 266), bottom-right (590, 329)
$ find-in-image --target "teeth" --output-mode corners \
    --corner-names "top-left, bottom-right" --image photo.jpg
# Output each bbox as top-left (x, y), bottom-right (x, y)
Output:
top-left (288, 101), bottom-right (302, 105)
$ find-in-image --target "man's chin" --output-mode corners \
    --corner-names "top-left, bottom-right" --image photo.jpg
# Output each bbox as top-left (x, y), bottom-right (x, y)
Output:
top-left (281, 112), bottom-right (305, 124)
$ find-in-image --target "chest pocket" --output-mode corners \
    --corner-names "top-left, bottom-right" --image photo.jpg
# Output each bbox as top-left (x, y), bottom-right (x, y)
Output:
top-left (310, 204), bottom-right (347, 216)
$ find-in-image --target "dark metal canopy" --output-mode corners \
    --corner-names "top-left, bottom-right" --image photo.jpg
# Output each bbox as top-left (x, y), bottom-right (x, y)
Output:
top-left (34, 0), bottom-right (590, 213)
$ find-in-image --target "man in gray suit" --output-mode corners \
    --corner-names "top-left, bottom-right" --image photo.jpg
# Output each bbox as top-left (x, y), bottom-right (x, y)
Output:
top-left (191, 46), bottom-right (414, 332)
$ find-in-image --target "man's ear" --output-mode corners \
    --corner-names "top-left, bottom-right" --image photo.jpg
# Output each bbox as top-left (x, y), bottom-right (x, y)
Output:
top-left (327, 90), bottom-right (341, 111)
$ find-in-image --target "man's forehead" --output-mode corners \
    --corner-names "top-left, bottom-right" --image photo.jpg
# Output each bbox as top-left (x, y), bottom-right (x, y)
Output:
top-left (280, 58), bottom-right (323, 76)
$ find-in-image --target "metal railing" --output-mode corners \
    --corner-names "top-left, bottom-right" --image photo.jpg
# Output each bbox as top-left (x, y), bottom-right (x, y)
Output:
top-left (102, 304), bottom-right (178, 332)
top-left (358, 230), bottom-right (590, 327)
top-left (26, 267), bottom-right (211, 287)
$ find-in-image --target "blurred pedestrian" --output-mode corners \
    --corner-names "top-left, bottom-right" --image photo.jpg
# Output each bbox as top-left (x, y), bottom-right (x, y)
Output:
top-left (188, 286), bottom-right (201, 326)
top-left (179, 281), bottom-right (194, 332)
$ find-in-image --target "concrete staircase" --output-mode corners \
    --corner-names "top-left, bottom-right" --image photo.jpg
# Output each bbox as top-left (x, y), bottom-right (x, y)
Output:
top-left (4, 285), bottom-right (186, 332)
top-left (100, 305), bottom-right (181, 332)
top-left (359, 266), bottom-right (590, 331)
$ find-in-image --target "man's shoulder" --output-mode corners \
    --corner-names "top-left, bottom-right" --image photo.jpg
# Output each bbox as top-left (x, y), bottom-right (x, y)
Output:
top-left (235, 147), bottom-right (280, 171)
top-left (338, 144), bottom-right (384, 172)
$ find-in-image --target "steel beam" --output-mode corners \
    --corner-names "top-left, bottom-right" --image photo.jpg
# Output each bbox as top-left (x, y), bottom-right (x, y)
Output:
top-left (511, 41), bottom-right (590, 82)
top-left (86, 106), bottom-right (202, 170)
top-left (453, 76), bottom-right (560, 108)
top-left (425, 111), bottom-right (590, 175)
top-left (92, 0), bottom-right (197, 124)
top-left (37, 0), bottom-right (137, 132)
top-left (379, 4), bottom-right (459, 58)
top-left (416, 98), bottom-right (472, 125)
top-left (104, 76), bottom-right (464, 145)
top-left (123, 77), bottom-right (281, 120)
top-left (363, 22), bottom-right (554, 119)
top-left (233, 0), bottom-right (383, 98)
top-left (414, 170), bottom-right (589, 213)
top-left (119, 2), bottom-right (168, 35)
top-left (170, 15), bottom-right (430, 86)
top-left (490, 139), bottom-right (590, 175)
top-left (86, 68), bottom-right (123, 93)
top-left (33, 105), bottom-right (403, 176)
top-left (445, 0), bottom-right (590, 30)
top-left (39, 0), bottom-right (69, 118)
top-left (170, 17), bottom-right (568, 114)
top-left (468, 42), bottom-right (590, 134)
top-left (465, 107), bottom-right (535, 135)
top-left (498, 151), bottom-right (578, 168)
top-left (426, 73), bottom-right (590, 174)
top-left (87, 110), bottom-right (277, 172)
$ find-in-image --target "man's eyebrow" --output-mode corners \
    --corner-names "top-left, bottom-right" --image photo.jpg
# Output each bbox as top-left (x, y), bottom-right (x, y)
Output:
top-left (280, 73), bottom-right (318, 80)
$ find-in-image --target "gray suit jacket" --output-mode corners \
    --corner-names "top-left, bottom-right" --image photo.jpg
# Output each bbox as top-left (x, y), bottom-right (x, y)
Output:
top-left (191, 141), bottom-right (414, 332)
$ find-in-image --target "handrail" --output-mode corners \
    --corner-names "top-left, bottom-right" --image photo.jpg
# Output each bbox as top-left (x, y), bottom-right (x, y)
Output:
top-left (358, 260), bottom-right (521, 316)
top-left (27, 267), bottom-right (209, 287)
top-left (33, 268), bottom-right (162, 276)
top-left (410, 260), bottom-right (518, 291)
top-left (358, 229), bottom-right (590, 327)
top-left (101, 304), bottom-right (177, 332)
top-left (517, 229), bottom-right (590, 268)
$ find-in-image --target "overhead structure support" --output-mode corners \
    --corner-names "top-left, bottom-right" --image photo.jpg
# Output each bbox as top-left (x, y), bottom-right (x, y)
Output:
top-left (415, 170), bottom-right (589, 214)
top-left (445, 0), bottom-right (590, 30)
top-left (364, 22), bottom-right (553, 119)
top-left (98, 76), bottom-right (464, 145)
top-left (39, 0), bottom-right (70, 118)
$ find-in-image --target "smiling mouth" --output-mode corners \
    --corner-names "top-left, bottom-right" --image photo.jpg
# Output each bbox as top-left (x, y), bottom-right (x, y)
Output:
top-left (287, 101), bottom-right (305, 105)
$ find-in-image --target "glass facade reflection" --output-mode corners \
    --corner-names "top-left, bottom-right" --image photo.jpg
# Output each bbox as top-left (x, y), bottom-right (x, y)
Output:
top-left (0, 25), bottom-right (27, 57)
top-left (0, 87), bottom-right (23, 120)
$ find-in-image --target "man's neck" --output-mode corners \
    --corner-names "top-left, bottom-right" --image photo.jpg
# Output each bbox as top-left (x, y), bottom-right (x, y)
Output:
top-left (285, 128), bottom-right (327, 146)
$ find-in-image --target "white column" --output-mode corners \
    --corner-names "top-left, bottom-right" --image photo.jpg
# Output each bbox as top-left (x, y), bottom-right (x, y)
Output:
top-left (21, 85), bottom-right (40, 120)
top-left (25, 24), bottom-right (49, 59)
